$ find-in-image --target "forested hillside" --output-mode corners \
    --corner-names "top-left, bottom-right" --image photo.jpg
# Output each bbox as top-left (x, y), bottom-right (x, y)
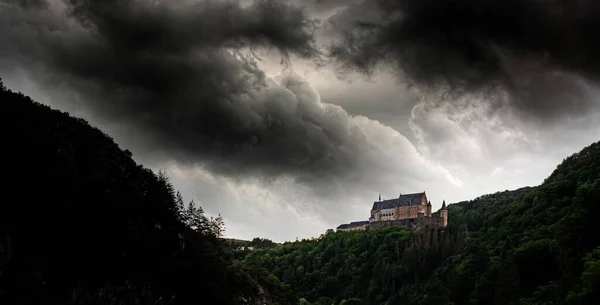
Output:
top-left (242, 142), bottom-right (600, 305)
top-left (0, 80), bottom-right (291, 305)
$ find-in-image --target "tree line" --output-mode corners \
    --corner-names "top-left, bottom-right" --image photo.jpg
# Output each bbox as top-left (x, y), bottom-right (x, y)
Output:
top-left (0, 80), bottom-right (291, 305)
top-left (239, 142), bottom-right (600, 305)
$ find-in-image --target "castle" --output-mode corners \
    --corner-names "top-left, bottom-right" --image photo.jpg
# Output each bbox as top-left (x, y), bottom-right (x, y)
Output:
top-left (337, 192), bottom-right (448, 231)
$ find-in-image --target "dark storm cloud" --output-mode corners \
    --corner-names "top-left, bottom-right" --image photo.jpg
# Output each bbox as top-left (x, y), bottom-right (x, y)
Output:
top-left (327, 0), bottom-right (600, 121)
top-left (301, 0), bottom-right (361, 14)
top-left (0, 0), bottom-right (378, 182)
top-left (12, 0), bottom-right (46, 8)
top-left (63, 0), bottom-right (318, 57)
top-left (3, 0), bottom-right (598, 190)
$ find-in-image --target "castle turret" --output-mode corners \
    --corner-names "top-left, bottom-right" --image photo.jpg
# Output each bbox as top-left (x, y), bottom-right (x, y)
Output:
top-left (440, 200), bottom-right (448, 227)
top-left (427, 200), bottom-right (432, 216)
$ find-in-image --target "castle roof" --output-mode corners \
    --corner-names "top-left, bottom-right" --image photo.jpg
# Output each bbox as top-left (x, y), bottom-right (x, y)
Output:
top-left (441, 200), bottom-right (447, 210)
top-left (372, 192), bottom-right (425, 211)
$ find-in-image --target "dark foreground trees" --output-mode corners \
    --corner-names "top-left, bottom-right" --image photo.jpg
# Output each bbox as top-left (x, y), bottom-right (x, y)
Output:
top-left (0, 80), bottom-right (289, 305)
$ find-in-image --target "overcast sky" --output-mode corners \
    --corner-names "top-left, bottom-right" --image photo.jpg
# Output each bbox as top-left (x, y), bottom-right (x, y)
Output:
top-left (2, 0), bottom-right (600, 242)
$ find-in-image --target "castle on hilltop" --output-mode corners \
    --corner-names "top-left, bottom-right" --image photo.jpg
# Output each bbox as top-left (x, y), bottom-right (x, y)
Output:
top-left (337, 192), bottom-right (448, 231)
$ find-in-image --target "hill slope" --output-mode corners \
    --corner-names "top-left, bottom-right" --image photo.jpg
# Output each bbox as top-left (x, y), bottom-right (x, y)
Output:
top-left (244, 142), bottom-right (600, 305)
top-left (0, 80), bottom-right (292, 305)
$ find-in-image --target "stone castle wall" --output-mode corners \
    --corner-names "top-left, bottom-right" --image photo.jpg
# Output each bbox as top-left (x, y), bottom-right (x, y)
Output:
top-left (369, 215), bottom-right (445, 230)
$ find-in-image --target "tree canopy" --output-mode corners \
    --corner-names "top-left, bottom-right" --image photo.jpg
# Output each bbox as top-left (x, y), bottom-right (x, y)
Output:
top-left (0, 79), bottom-right (289, 305)
top-left (240, 142), bottom-right (600, 305)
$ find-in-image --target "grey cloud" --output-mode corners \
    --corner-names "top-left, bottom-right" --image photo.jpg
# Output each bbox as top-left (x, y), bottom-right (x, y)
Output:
top-left (63, 0), bottom-right (318, 57)
top-left (408, 93), bottom-right (600, 191)
top-left (0, 1), bottom-right (454, 207)
top-left (0, 0), bottom-right (393, 189)
top-left (293, 0), bottom-right (362, 19)
top-left (325, 0), bottom-right (600, 122)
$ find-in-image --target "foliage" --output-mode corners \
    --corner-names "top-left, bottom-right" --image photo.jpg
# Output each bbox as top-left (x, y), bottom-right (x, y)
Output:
top-left (566, 246), bottom-right (600, 305)
top-left (0, 81), bottom-right (288, 304)
top-left (241, 226), bottom-right (466, 305)
top-left (176, 191), bottom-right (226, 237)
top-left (242, 142), bottom-right (600, 305)
top-left (230, 237), bottom-right (281, 260)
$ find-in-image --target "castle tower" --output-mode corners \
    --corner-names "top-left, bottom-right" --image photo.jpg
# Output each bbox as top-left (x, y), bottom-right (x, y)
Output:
top-left (427, 200), bottom-right (432, 217)
top-left (440, 200), bottom-right (448, 227)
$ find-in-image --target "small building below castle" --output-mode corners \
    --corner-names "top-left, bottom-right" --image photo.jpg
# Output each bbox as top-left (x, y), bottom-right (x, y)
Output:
top-left (337, 221), bottom-right (369, 231)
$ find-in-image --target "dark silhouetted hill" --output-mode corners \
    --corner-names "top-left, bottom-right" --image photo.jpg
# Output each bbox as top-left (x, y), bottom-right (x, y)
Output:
top-left (0, 80), bottom-right (293, 305)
